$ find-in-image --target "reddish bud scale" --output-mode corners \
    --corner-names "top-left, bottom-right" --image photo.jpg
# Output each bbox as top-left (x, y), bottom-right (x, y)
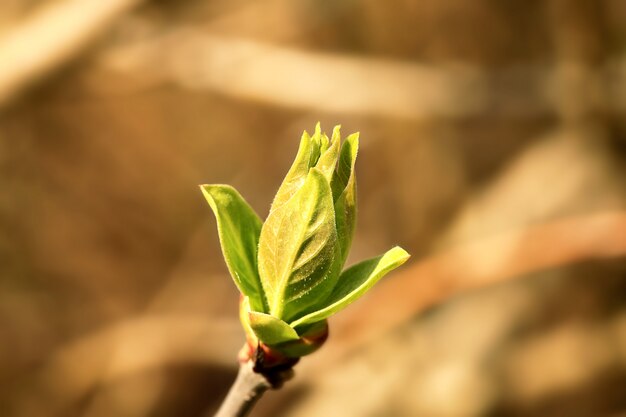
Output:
top-left (239, 321), bottom-right (329, 374)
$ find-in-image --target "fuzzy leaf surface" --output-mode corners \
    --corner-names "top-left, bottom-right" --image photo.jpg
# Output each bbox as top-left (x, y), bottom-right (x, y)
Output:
top-left (258, 168), bottom-right (341, 322)
top-left (270, 126), bottom-right (321, 214)
top-left (291, 246), bottom-right (410, 328)
top-left (201, 185), bottom-right (265, 311)
top-left (332, 133), bottom-right (359, 264)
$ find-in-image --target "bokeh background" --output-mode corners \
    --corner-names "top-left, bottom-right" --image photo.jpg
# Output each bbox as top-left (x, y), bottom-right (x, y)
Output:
top-left (1, 1), bottom-right (626, 416)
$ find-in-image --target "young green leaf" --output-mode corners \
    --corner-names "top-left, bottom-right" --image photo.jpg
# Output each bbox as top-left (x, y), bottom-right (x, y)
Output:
top-left (269, 320), bottom-right (328, 357)
top-left (258, 168), bottom-right (341, 322)
top-left (314, 126), bottom-right (341, 182)
top-left (200, 185), bottom-right (265, 312)
top-left (307, 123), bottom-right (323, 168)
top-left (290, 246), bottom-right (410, 328)
top-left (239, 297), bottom-right (257, 344)
top-left (248, 311), bottom-right (300, 345)
top-left (318, 131), bottom-right (330, 155)
top-left (332, 133), bottom-right (359, 264)
top-left (271, 127), bottom-right (321, 214)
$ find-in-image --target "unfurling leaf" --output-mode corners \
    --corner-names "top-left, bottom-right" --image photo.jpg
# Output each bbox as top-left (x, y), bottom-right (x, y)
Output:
top-left (258, 168), bottom-right (341, 322)
top-left (248, 311), bottom-right (299, 345)
top-left (314, 125), bottom-right (341, 181)
top-left (270, 126), bottom-right (321, 214)
top-left (201, 185), bottom-right (265, 312)
top-left (332, 133), bottom-right (359, 264)
top-left (291, 246), bottom-right (410, 328)
top-left (269, 320), bottom-right (328, 356)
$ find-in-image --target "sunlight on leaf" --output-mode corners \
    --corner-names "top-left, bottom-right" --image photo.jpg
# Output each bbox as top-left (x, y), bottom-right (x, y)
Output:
top-left (249, 311), bottom-right (300, 345)
top-left (258, 168), bottom-right (341, 322)
top-left (291, 246), bottom-right (410, 328)
top-left (271, 126), bottom-right (321, 214)
top-left (332, 133), bottom-right (359, 264)
top-left (200, 185), bottom-right (265, 312)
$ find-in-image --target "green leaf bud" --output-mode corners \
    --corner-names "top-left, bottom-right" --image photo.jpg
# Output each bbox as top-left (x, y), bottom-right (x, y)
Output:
top-left (202, 124), bottom-right (410, 362)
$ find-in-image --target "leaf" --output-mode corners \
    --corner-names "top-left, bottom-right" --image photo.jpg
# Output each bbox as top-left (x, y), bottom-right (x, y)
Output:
top-left (331, 133), bottom-right (359, 263)
top-left (308, 123), bottom-right (323, 167)
top-left (331, 132), bottom-right (359, 201)
top-left (270, 320), bottom-right (328, 357)
top-left (270, 126), bottom-right (322, 214)
top-left (239, 297), bottom-right (257, 344)
top-left (290, 246), bottom-right (410, 328)
top-left (200, 185), bottom-right (265, 312)
top-left (314, 125), bottom-right (341, 182)
top-left (248, 311), bottom-right (300, 345)
top-left (318, 130), bottom-right (330, 155)
top-left (258, 168), bottom-right (341, 322)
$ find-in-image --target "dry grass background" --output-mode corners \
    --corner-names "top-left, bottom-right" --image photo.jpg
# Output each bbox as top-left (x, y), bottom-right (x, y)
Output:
top-left (1, 1), bottom-right (626, 417)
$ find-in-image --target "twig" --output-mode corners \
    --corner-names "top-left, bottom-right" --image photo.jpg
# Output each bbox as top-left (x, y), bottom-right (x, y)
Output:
top-left (212, 347), bottom-right (298, 417)
top-left (212, 361), bottom-right (271, 417)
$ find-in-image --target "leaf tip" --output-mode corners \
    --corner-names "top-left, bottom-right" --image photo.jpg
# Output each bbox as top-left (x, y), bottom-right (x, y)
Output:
top-left (346, 132), bottom-right (360, 147)
top-left (331, 124), bottom-right (341, 142)
top-left (199, 184), bottom-right (216, 203)
top-left (388, 246), bottom-right (411, 264)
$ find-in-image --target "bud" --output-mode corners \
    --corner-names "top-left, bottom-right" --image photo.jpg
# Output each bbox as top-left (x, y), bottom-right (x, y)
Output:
top-left (201, 124), bottom-right (409, 365)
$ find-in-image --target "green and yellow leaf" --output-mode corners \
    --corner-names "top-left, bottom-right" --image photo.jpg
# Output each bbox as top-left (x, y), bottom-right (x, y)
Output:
top-left (332, 132), bottom-right (359, 264)
top-left (200, 185), bottom-right (265, 311)
top-left (291, 246), bottom-right (410, 328)
top-left (258, 168), bottom-right (342, 322)
top-left (270, 126), bottom-right (322, 214)
top-left (248, 311), bottom-right (300, 345)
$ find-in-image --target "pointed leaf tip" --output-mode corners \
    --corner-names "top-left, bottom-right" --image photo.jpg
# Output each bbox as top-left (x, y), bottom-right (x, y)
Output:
top-left (331, 125), bottom-right (341, 143)
top-left (270, 129), bottom-right (317, 213)
top-left (315, 130), bottom-right (341, 181)
top-left (290, 246), bottom-right (410, 328)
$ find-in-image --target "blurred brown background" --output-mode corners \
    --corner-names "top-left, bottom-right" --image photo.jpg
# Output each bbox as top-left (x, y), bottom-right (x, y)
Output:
top-left (1, 1), bottom-right (626, 416)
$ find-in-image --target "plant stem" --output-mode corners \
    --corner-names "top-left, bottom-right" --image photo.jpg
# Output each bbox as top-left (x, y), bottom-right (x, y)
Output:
top-left (212, 344), bottom-right (298, 417)
top-left (212, 361), bottom-right (271, 417)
